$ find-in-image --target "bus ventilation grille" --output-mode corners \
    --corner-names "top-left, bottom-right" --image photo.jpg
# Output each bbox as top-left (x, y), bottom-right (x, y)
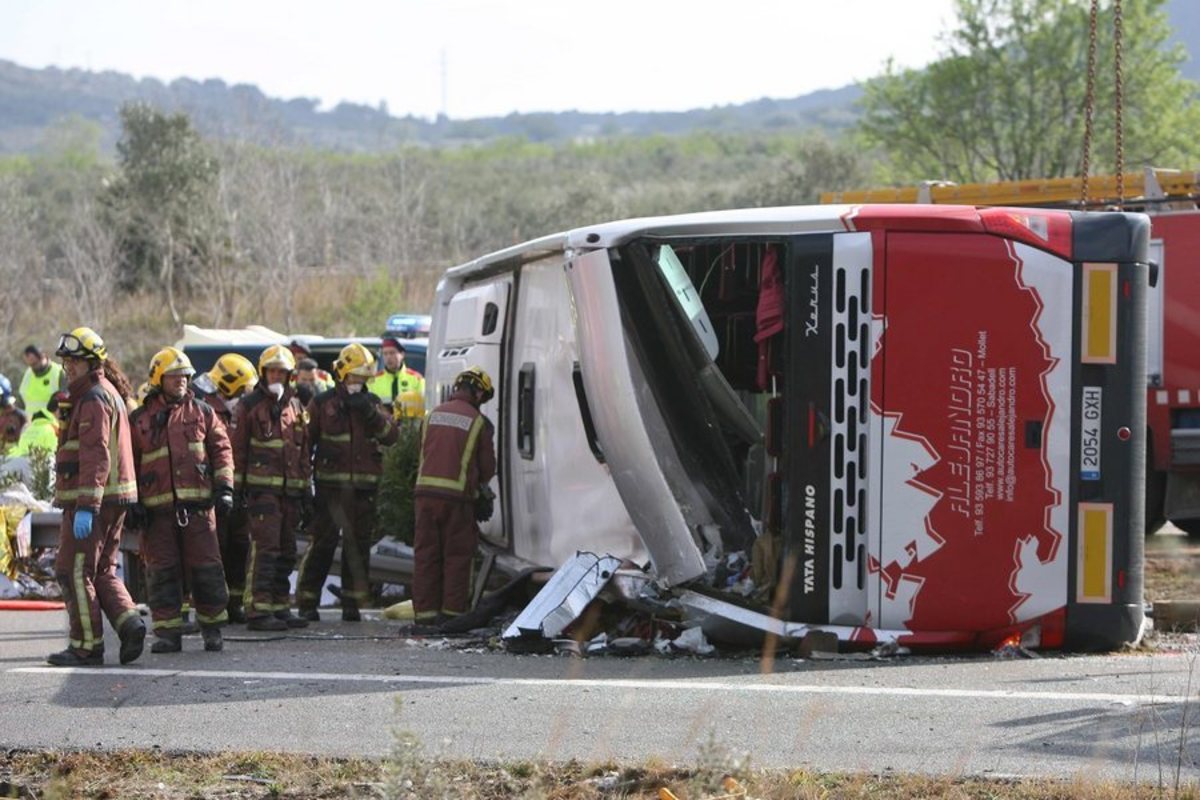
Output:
top-left (831, 260), bottom-right (870, 591)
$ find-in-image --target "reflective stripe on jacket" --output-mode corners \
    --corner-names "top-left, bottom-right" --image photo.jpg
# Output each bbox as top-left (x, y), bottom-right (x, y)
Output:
top-left (231, 385), bottom-right (310, 496)
top-left (309, 386), bottom-right (398, 489)
top-left (54, 370), bottom-right (138, 510)
top-left (414, 392), bottom-right (496, 503)
top-left (130, 390), bottom-right (235, 509)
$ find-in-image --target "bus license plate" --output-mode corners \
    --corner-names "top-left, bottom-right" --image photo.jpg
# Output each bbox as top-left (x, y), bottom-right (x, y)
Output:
top-left (1080, 387), bottom-right (1102, 480)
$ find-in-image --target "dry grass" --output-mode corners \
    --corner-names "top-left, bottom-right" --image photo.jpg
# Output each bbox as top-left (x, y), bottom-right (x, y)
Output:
top-left (2, 749), bottom-right (1198, 800)
top-left (1146, 535), bottom-right (1200, 603)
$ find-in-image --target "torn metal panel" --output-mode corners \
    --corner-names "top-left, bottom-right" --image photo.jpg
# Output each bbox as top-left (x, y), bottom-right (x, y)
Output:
top-left (674, 589), bottom-right (906, 646)
top-left (503, 552), bottom-right (623, 641)
top-left (567, 250), bottom-right (708, 585)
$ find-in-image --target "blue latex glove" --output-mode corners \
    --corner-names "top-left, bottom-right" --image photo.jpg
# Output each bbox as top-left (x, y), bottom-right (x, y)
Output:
top-left (73, 508), bottom-right (94, 540)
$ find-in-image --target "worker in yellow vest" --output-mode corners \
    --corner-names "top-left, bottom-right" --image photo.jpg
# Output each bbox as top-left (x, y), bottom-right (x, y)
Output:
top-left (19, 345), bottom-right (65, 417)
top-left (366, 338), bottom-right (425, 417)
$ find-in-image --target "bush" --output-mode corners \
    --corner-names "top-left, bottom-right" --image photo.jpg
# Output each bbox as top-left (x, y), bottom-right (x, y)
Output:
top-left (375, 421), bottom-right (422, 545)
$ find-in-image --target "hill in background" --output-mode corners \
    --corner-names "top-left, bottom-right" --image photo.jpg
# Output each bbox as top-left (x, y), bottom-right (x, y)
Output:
top-left (0, 56), bottom-right (861, 155)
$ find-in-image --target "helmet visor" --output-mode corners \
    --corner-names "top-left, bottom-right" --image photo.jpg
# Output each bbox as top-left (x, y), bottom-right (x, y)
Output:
top-left (56, 333), bottom-right (87, 358)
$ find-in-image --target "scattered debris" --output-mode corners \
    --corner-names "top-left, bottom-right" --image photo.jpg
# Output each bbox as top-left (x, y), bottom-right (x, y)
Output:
top-left (502, 552), bottom-right (622, 646)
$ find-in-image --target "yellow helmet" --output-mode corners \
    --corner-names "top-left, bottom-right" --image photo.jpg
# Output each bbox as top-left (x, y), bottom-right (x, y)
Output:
top-left (208, 353), bottom-right (258, 399)
top-left (257, 344), bottom-right (297, 377)
top-left (135, 381), bottom-right (153, 405)
top-left (332, 342), bottom-right (376, 383)
top-left (396, 387), bottom-right (425, 419)
top-left (147, 346), bottom-right (195, 388)
top-left (56, 327), bottom-right (108, 362)
top-left (454, 366), bottom-right (494, 404)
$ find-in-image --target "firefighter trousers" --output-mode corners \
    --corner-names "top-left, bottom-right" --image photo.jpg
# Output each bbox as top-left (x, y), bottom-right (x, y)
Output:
top-left (54, 505), bottom-right (139, 655)
top-left (297, 487), bottom-right (376, 611)
top-left (243, 492), bottom-right (300, 619)
top-left (142, 506), bottom-right (228, 636)
top-left (413, 496), bottom-right (478, 620)
top-left (218, 506), bottom-right (250, 599)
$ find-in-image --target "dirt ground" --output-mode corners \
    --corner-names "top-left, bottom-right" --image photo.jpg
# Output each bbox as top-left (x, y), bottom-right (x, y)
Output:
top-left (1146, 529), bottom-right (1200, 603)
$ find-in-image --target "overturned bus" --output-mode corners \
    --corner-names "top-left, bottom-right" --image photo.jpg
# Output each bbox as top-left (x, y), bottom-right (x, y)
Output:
top-left (427, 204), bottom-right (1150, 651)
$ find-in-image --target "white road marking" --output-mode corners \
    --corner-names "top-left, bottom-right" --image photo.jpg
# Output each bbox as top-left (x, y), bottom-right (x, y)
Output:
top-left (7, 666), bottom-right (1187, 705)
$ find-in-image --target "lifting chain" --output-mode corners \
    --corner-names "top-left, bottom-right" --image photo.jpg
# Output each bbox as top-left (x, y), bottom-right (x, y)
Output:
top-left (1080, 0), bottom-right (1100, 206)
top-left (1080, 0), bottom-right (1125, 207)
top-left (1113, 0), bottom-right (1125, 204)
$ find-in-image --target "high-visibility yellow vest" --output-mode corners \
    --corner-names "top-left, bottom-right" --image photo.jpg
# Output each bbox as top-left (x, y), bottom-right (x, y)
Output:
top-left (11, 414), bottom-right (58, 457)
top-left (19, 362), bottom-right (63, 417)
top-left (367, 367), bottom-right (425, 407)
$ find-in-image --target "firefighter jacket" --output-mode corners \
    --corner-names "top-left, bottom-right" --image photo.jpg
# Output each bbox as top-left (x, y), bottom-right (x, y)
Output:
top-left (54, 370), bottom-right (138, 511)
top-left (415, 391), bottom-right (496, 503)
top-left (130, 390), bottom-right (235, 510)
top-left (231, 384), bottom-right (310, 496)
top-left (309, 386), bottom-right (399, 490)
top-left (194, 388), bottom-right (235, 428)
top-left (367, 366), bottom-right (425, 406)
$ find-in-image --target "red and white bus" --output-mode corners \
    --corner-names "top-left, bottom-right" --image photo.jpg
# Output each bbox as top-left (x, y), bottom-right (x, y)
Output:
top-left (429, 203), bottom-right (1148, 650)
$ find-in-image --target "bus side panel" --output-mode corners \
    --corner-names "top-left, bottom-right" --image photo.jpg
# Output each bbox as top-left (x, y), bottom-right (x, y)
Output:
top-left (875, 233), bottom-right (1071, 633)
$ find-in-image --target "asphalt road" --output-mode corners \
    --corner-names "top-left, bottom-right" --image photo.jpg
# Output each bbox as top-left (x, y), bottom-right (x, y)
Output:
top-left (2, 609), bottom-right (1199, 781)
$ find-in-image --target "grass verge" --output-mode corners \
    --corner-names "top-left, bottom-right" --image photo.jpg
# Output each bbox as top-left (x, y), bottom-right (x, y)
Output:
top-left (1, 748), bottom-right (1198, 799)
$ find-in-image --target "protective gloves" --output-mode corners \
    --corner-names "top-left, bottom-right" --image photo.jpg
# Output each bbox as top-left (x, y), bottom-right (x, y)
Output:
top-left (73, 508), bottom-right (94, 540)
top-left (215, 487), bottom-right (235, 519)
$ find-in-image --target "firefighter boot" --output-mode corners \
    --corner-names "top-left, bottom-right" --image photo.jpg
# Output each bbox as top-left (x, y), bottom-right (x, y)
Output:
top-left (201, 626), bottom-right (224, 652)
top-left (46, 647), bottom-right (104, 667)
top-left (298, 607), bottom-right (321, 622)
top-left (118, 615), bottom-right (147, 665)
top-left (246, 615), bottom-right (288, 632)
top-left (227, 596), bottom-right (247, 625)
top-left (274, 609), bottom-right (309, 628)
top-left (150, 632), bottom-right (183, 654)
top-left (341, 599), bottom-right (361, 622)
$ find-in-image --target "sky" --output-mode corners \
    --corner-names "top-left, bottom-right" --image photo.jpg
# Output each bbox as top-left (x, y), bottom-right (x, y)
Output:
top-left (2, 0), bottom-right (960, 120)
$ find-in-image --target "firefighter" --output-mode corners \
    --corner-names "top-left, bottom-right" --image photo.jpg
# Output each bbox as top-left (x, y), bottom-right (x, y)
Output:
top-left (296, 343), bottom-right (398, 622)
top-left (412, 366), bottom-right (496, 627)
top-left (192, 353), bottom-right (258, 623)
top-left (130, 347), bottom-right (234, 653)
top-left (47, 327), bottom-right (146, 667)
top-left (231, 345), bottom-right (311, 631)
top-left (288, 340), bottom-right (334, 398)
top-left (366, 338), bottom-right (425, 416)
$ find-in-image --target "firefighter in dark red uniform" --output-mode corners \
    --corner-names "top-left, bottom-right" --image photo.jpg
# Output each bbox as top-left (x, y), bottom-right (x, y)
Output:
top-left (413, 366), bottom-right (496, 626)
top-left (231, 345), bottom-right (311, 631)
top-left (297, 343), bottom-right (398, 621)
top-left (130, 347), bottom-right (235, 653)
top-left (47, 327), bottom-right (146, 667)
top-left (192, 352), bottom-right (258, 623)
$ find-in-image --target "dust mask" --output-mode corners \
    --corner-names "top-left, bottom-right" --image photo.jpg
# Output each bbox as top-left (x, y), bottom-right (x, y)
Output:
top-left (268, 383), bottom-right (285, 400)
top-left (345, 383), bottom-right (364, 394)
top-left (226, 397), bottom-right (240, 415)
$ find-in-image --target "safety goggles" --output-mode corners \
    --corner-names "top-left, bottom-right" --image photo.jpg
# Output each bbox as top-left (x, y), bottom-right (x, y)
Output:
top-left (55, 333), bottom-right (99, 360)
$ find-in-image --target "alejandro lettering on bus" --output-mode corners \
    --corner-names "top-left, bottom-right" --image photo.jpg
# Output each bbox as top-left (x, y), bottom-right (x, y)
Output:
top-left (947, 347), bottom-right (974, 519)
